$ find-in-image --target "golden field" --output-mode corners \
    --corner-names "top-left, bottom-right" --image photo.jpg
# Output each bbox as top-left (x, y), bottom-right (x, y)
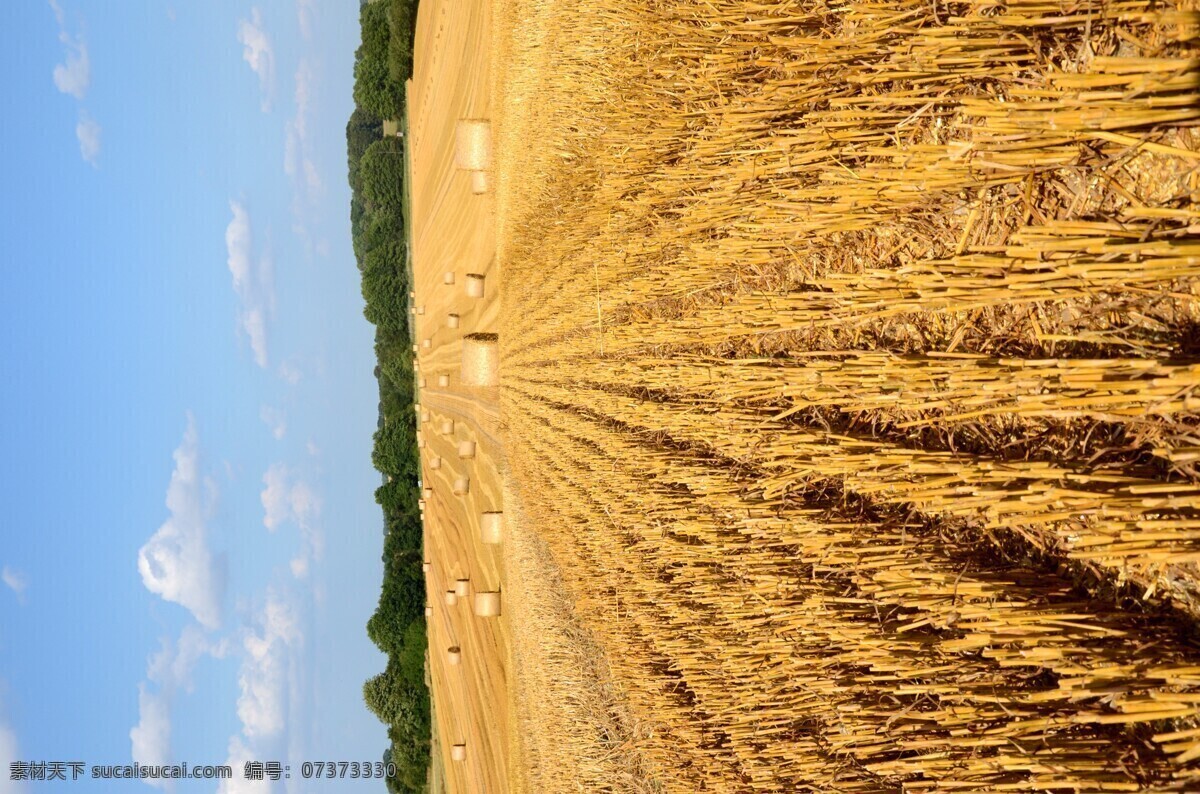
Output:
top-left (411, 0), bottom-right (1200, 790)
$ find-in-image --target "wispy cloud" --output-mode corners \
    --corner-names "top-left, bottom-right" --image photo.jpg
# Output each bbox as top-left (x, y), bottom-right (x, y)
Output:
top-left (260, 464), bottom-right (323, 578)
top-left (1, 567), bottom-right (27, 602)
top-left (49, 0), bottom-right (90, 99)
top-left (215, 736), bottom-right (257, 794)
top-left (216, 591), bottom-right (307, 793)
top-left (0, 696), bottom-right (24, 794)
top-left (237, 592), bottom-right (301, 738)
top-left (296, 0), bottom-right (316, 41)
top-left (136, 416), bottom-right (225, 629)
top-left (259, 405), bottom-right (287, 440)
top-left (129, 686), bottom-right (171, 780)
top-left (285, 60), bottom-right (325, 255)
top-left (49, 1), bottom-right (101, 166)
top-left (224, 202), bottom-right (276, 368)
top-left (131, 626), bottom-right (229, 784)
top-left (237, 8), bottom-right (275, 112)
top-left (277, 361), bottom-right (302, 386)
top-left (284, 61), bottom-right (322, 202)
top-left (76, 111), bottom-right (101, 166)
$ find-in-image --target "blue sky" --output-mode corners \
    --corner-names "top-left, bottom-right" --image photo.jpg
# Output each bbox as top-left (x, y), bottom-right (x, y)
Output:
top-left (0, 2), bottom-right (392, 791)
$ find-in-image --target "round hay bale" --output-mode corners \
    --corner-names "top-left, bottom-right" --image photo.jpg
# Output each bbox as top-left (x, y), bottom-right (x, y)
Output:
top-left (480, 512), bottom-right (503, 545)
top-left (418, 498), bottom-right (426, 509)
top-left (422, 487), bottom-right (433, 500)
top-left (444, 590), bottom-right (457, 607)
top-left (441, 419), bottom-right (455, 435)
top-left (461, 333), bottom-right (499, 386)
top-left (447, 646), bottom-right (462, 666)
top-left (443, 271), bottom-right (455, 285)
top-left (429, 456), bottom-right (442, 470)
top-left (420, 409), bottom-right (430, 423)
top-left (474, 591), bottom-right (501, 617)
top-left (418, 377), bottom-right (427, 389)
top-left (416, 305), bottom-right (425, 316)
top-left (421, 338), bottom-right (432, 350)
top-left (457, 440), bottom-right (476, 459)
top-left (452, 477), bottom-right (470, 496)
top-left (454, 578), bottom-right (470, 597)
top-left (447, 313), bottom-right (460, 329)
top-left (450, 744), bottom-right (467, 763)
top-left (454, 119), bottom-right (492, 171)
top-left (470, 170), bottom-right (489, 195)
top-left (409, 290), bottom-right (415, 299)
top-left (437, 374), bottom-right (450, 388)
top-left (465, 273), bottom-right (485, 298)
top-left (422, 561), bottom-right (431, 574)
top-left (412, 343), bottom-right (419, 354)
top-left (424, 605), bottom-right (432, 618)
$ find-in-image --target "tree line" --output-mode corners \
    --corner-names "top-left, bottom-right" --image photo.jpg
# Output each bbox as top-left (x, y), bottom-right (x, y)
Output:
top-left (346, 1), bottom-right (428, 791)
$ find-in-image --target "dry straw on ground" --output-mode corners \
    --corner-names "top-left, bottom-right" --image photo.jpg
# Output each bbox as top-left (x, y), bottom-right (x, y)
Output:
top-left (494, 0), bottom-right (1200, 789)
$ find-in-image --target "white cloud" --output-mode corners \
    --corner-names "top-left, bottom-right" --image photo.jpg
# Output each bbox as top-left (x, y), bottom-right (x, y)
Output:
top-left (237, 8), bottom-right (275, 112)
top-left (283, 62), bottom-right (321, 201)
top-left (136, 417), bottom-right (225, 629)
top-left (236, 592), bottom-right (301, 739)
top-left (130, 685), bottom-right (171, 779)
top-left (259, 406), bottom-right (287, 440)
top-left (131, 625), bottom-right (229, 783)
top-left (259, 465), bottom-right (319, 529)
top-left (296, 0), bottom-right (315, 41)
top-left (260, 464), bottom-right (290, 533)
top-left (288, 557), bottom-right (308, 579)
top-left (49, 1), bottom-right (90, 99)
top-left (259, 465), bottom-right (323, 579)
top-left (304, 440), bottom-right (318, 457)
top-left (76, 111), bottom-right (101, 166)
top-left (0, 704), bottom-right (24, 794)
top-left (216, 736), bottom-right (265, 794)
top-left (2, 567), bottom-right (27, 603)
top-left (277, 361), bottom-right (302, 385)
top-left (241, 308), bottom-right (268, 369)
top-left (225, 202), bottom-right (252, 295)
top-left (216, 592), bottom-right (308, 793)
top-left (224, 202), bottom-right (275, 368)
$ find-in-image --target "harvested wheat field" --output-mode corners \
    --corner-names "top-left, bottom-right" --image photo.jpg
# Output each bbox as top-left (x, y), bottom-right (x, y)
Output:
top-left (408, 0), bottom-right (515, 790)
top-left (483, 0), bottom-right (1200, 790)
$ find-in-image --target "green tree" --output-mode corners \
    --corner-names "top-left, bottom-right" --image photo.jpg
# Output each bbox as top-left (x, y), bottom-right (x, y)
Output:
top-left (359, 211), bottom-right (405, 259)
top-left (361, 265), bottom-right (408, 329)
top-left (372, 420), bottom-right (418, 479)
top-left (353, 2), bottom-right (403, 120)
top-left (376, 477), bottom-right (418, 517)
top-left (385, 1), bottom-right (415, 83)
top-left (347, 106), bottom-right (383, 188)
top-left (359, 138), bottom-right (406, 215)
top-left (397, 619), bottom-right (426, 688)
